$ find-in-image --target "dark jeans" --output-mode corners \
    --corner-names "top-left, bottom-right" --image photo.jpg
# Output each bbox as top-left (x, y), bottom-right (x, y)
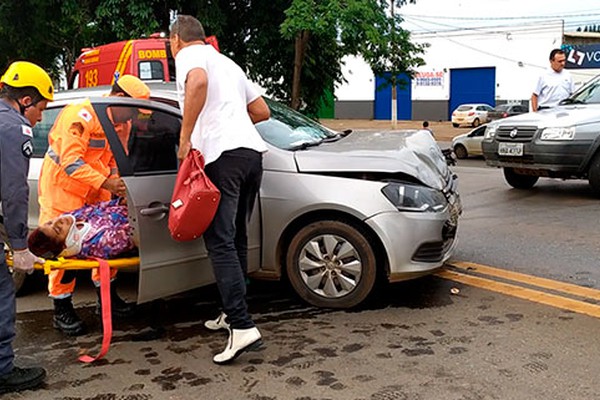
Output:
top-left (203, 148), bottom-right (263, 330)
top-left (0, 251), bottom-right (15, 375)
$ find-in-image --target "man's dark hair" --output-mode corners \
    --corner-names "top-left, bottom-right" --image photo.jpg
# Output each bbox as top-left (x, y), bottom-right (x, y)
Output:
top-left (170, 15), bottom-right (206, 42)
top-left (0, 84), bottom-right (44, 105)
top-left (549, 49), bottom-right (565, 61)
top-left (422, 121), bottom-right (429, 128)
top-left (110, 82), bottom-right (129, 97)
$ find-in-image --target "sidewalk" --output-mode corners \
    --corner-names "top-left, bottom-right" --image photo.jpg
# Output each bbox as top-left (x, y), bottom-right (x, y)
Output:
top-left (319, 119), bottom-right (472, 142)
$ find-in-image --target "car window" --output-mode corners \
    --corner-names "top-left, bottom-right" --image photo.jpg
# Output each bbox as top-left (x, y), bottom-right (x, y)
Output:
top-left (473, 126), bottom-right (486, 136)
top-left (456, 105), bottom-right (472, 112)
top-left (484, 105), bottom-right (493, 111)
top-left (495, 105), bottom-right (510, 112)
top-left (107, 105), bottom-right (181, 175)
top-left (32, 107), bottom-right (62, 158)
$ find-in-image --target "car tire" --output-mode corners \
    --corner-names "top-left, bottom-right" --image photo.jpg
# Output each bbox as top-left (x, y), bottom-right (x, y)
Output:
top-left (0, 223), bottom-right (27, 295)
top-left (454, 144), bottom-right (468, 159)
top-left (452, 123), bottom-right (459, 128)
top-left (587, 152), bottom-right (600, 196)
top-left (285, 220), bottom-right (377, 309)
top-left (472, 118), bottom-right (480, 127)
top-left (503, 167), bottom-right (539, 189)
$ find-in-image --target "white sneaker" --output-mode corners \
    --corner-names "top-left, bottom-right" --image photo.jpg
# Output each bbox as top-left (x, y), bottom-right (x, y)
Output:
top-left (204, 312), bottom-right (229, 331)
top-left (213, 327), bottom-right (263, 365)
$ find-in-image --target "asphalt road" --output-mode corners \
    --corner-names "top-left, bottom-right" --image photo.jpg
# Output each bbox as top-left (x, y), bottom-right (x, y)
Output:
top-left (8, 151), bottom-right (600, 400)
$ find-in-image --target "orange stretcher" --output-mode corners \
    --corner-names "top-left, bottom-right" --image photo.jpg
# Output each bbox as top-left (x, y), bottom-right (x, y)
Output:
top-left (6, 254), bottom-right (140, 363)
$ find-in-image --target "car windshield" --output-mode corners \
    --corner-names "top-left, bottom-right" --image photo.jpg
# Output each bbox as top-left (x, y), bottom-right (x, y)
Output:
top-left (568, 75), bottom-right (600, 104)
top-left (494, 105), bottom-right (510, 111)
top-left (456, 105), bottom-right (472, 111)
top-left (257, 99), bottom-right (339, 150)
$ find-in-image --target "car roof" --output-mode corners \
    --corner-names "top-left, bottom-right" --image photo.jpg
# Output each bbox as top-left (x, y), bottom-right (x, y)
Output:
top-left (55, 81), bottom-right (179, 102)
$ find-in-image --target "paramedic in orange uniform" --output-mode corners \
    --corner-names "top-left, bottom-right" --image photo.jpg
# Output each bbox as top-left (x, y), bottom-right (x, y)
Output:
top-left (37, 75), bottom-right (150, 335)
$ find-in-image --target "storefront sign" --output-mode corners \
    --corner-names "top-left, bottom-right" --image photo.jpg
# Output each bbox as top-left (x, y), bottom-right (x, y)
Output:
top-left (564, 44), bottom-right (600, 69)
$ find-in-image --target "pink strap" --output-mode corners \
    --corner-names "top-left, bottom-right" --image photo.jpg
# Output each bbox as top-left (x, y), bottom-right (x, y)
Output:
top-left (78, 258), bottom-right (112, 363)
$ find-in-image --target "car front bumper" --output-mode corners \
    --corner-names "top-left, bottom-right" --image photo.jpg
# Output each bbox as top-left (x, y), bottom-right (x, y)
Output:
top-left (482, 140), bottom-right (591, 174)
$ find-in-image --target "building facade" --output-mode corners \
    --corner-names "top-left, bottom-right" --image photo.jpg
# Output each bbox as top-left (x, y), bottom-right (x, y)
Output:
top-left (332, 20), bottom-right (598, 121)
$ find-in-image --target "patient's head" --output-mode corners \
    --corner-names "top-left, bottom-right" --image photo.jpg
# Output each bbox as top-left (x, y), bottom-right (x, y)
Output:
top-left (28, 215), bottom-right (75, 258)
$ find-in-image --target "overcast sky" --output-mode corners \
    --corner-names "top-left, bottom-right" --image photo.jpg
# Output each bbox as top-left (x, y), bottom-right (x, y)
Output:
top-left (399, 0), bottom-right (600, 33)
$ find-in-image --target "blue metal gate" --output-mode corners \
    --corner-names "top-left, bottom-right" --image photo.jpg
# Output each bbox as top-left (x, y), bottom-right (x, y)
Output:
top-left (449, 67), bottom-right (495, 119)
top-left (374, 73), bottom-right (412, 120)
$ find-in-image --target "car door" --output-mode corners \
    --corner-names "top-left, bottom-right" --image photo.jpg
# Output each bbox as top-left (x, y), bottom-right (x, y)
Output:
top-left (88, 98), bottom-right (217, 303)
top-left (466, 125), bottom-right (486, 155)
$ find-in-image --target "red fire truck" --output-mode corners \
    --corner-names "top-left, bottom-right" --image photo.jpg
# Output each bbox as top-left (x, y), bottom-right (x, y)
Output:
top-left (68, 34), bottom-right (220, 89)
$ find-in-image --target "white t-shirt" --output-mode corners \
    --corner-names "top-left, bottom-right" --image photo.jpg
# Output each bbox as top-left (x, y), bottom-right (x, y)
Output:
top-left (533, 68), bottom-right (575, 108)
top-left (175, 44), bottom-right (268, 165)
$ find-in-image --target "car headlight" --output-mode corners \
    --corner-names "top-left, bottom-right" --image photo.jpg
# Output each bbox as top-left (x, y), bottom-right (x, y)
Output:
top-left (540, 127), bottom-right (575, 141)
top-left (382, 183), bottom-right (447, 212)
top-left (484, 125), bottom-right (497, 140)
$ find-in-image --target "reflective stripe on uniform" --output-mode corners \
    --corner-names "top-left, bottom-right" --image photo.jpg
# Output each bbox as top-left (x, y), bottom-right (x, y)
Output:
top-left (47, 147), bottom-right (60, 164)
top-left (89, 139), bottom-right (106, 148)
top-left (110, 167), bottom-right (118, 175)
top-left (65, 158), bottom-right (86, 175)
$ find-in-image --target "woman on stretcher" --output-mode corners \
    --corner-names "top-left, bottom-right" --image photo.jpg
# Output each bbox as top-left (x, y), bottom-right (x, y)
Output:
top-left (27, 198), bottom-right (137, 260)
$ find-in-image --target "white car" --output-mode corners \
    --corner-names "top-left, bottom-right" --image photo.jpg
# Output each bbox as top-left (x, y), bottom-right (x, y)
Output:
top-left (452, 103), bottom-right (494, 128)
top-left (452, 124), bottom-right (487, 159)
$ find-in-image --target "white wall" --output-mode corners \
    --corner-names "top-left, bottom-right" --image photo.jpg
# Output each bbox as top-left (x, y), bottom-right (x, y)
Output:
top-left (411, 20), bottom-right (565, 102)
top-left (335, 55), bottom-right (375, 101)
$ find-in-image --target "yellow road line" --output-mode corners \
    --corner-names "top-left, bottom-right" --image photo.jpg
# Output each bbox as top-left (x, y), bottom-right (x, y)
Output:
top-left (448, 261), bottom-right (600, 301)
top-left (436, 269), bottom-right (600, 319)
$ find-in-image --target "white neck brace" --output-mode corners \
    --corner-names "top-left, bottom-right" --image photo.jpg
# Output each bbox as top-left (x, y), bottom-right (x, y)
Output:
top-left (59, 215), bottom-right (91, 257)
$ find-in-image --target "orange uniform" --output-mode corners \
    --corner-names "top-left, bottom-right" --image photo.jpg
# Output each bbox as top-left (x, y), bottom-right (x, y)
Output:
top-left (38, 99), bottom-right (127, 297)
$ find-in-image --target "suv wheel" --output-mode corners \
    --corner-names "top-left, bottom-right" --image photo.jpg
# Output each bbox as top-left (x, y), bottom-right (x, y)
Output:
top-left (503, 167), bottom-right (539, 189)
top-left (285, 220), bottom-right (377, 308)
top-left (472, 118), bottom-right (480, 127)
top-left (452, 123), bottom-right (459, 128)
top-left (588, 152), bottom-right (600, 195)
top-left (454, 144), bottom-right (468, 159)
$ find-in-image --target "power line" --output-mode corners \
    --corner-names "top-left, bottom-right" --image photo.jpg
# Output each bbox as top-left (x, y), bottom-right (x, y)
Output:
top-left (399, 11), bottom-right (600, 21)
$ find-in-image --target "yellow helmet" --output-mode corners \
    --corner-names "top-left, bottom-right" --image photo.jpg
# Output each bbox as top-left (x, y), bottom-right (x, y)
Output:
top-left (1, 61), bottom-right (54, 101)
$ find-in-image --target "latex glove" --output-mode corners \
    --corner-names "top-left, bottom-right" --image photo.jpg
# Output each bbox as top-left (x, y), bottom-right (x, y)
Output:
top-left (12, 249), bottom-right (44, 275)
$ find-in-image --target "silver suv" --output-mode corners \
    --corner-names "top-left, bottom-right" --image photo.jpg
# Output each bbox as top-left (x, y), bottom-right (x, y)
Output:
top-left (482, 74), bottom-right (600, 194)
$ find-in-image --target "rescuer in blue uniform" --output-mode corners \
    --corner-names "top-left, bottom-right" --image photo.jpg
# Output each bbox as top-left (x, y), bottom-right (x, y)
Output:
top-left (0, 61), bottom-right (54, 395)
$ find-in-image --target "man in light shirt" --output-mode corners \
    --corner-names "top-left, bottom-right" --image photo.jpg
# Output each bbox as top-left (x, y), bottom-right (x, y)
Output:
top-left (169, 14), bottom-right (271, 365)
top-left (531, 49), bottom-right (575, 111)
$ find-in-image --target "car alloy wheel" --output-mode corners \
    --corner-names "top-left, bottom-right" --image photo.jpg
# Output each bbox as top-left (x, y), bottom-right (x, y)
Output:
top-left (286, 220), bottom-right (377, 308)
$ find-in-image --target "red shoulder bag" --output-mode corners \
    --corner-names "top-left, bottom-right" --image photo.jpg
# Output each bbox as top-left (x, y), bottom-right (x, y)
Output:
top-left (168, 149), bottom-right (221, 241)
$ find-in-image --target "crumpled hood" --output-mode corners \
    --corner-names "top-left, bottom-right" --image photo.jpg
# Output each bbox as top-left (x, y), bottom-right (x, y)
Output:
top-left (294, 130), bottom-right (451, 190)
top-left (493, 104), bottom-right (600, 128)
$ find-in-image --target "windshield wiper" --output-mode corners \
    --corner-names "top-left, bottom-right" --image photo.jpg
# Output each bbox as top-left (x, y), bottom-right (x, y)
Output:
top-left (288, 140), bottom-right (324, 151)
top-left (560, 98), bottom-right (586, 105)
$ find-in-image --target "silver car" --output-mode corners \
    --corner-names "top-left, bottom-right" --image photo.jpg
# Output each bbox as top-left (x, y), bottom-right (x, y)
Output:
top-left (18, 82), bottom-right (461, 309)
top-left (452, 124), bottom-right (487, 159)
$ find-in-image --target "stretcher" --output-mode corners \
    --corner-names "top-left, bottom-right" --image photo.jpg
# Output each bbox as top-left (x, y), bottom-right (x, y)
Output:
top-left (6, 254), bottom-right (140, 363)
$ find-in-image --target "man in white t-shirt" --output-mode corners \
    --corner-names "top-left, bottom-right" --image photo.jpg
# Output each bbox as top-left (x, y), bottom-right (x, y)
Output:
top-left (531, 49), bottom-right (575, 111)
top-left (169, 15), bottom-right (271, 365)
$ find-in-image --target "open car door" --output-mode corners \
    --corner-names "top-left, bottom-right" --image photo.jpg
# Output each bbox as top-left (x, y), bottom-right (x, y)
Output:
top-left (92, 97), bottom-right (216, 303)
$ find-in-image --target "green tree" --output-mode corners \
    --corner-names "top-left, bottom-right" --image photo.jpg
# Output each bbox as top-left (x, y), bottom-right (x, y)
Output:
top-left (280, 0), bottom-right (425, 113)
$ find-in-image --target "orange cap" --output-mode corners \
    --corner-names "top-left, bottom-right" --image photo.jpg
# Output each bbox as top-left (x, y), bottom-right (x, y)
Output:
top-left (116, 75), bottom-right (150, 100)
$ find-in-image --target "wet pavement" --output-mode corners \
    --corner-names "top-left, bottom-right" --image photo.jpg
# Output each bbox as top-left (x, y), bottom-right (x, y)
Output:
top-left (8, 275), bottom-right (600, 399)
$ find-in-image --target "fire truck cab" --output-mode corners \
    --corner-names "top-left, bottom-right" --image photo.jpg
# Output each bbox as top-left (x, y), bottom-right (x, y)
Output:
top-left (68, 35), bottom-right (219, 89)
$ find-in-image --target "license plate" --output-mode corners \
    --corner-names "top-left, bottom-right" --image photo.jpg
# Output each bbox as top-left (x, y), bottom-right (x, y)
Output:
top-left (498, 142), bottom-right (523, 156)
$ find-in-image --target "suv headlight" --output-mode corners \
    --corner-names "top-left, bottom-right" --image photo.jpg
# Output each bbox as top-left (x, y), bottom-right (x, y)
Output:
top-left (540, 127), bottom-right (575, 141)
top-left (382, 183), bottom-right (447, 212)
top-left (484, 125), bottom-right (497, 140)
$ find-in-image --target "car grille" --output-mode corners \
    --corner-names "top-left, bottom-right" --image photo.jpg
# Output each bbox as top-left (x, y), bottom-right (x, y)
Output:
top-left (496, 126), bottom-right (538, 142)
top-left (412, 222), bottom-right (457, 263)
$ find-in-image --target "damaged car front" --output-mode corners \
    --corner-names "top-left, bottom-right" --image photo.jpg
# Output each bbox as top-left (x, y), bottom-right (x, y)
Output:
top-left (255, 100), bottom-right (462, 308)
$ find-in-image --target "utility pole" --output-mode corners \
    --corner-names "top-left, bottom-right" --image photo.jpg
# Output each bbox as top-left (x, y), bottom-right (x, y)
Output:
top-left (390, 0), bottom-right (397, 129)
